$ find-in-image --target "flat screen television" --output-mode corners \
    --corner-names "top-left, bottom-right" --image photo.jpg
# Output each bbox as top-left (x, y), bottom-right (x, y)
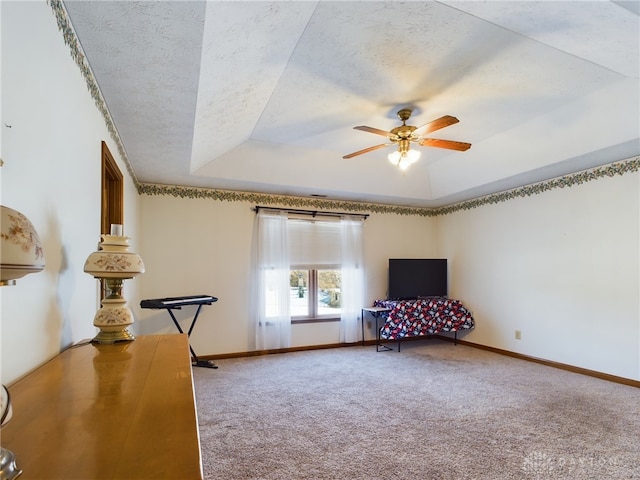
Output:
top-left (388, 258), bottom-right (447, 300)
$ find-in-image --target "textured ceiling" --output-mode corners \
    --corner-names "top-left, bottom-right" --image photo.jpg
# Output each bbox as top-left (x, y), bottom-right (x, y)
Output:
top-left (63, 1), bottom-right (639, 208)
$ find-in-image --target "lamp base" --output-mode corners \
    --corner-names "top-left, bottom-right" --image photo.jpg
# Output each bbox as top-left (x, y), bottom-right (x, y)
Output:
top-left (0, 447), bottom-right (22, 480)
top-left (92, 328), bottom-right (136, 345)
top-left (92, 294), bottom-right (135, 345)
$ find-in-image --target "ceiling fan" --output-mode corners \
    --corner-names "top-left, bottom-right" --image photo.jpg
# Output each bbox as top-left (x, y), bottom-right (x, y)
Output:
top-left (343, 108), bottom-right (471, 171)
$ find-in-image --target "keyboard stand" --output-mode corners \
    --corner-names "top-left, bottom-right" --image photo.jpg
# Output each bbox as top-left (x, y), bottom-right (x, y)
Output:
top-left (165, 305), bottom-right (218, 368)
top-left (140, 295), bottom-right (219, 368)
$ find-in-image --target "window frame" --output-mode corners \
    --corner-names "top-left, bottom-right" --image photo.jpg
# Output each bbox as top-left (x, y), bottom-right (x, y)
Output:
top-left (290, 265), bottom-right (341, 324)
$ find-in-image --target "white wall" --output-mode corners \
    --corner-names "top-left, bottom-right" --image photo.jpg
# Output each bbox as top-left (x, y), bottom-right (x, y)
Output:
top-left (137, 194), bottom-right (438, 356)
top-left (1, 1), bottom-right (141, 384)
top-left (3, 1), bottom-right (637, 386)
top-left (436, 171), bottom-right (640, 380)
top-left (138, 170), bottom-right (640, 383)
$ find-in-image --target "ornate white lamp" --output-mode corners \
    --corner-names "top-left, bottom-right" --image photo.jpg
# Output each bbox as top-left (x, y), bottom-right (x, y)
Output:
top-left (83, 225), bottom-right (144, 344)
top-left (0, 205), bottom-right (45, 286)
top-left (1, 204), bottom-right (46, 480)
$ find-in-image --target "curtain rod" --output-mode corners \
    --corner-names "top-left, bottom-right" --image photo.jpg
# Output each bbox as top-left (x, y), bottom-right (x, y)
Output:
top-left (254, 206), bottom-right (369, 219)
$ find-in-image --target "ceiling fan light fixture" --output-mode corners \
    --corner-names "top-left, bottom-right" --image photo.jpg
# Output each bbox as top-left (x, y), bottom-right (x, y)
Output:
top-left (388, 150), bottom-right (401, 166)
top-left (406, 148), bottom-right (421, 163)
top-left (388, 148), bottom-right (420, 171)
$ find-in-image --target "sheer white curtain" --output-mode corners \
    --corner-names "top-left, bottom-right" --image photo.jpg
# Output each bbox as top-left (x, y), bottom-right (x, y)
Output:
top-left (252, 210), bottom-right (291, 350)
top-left (339, 215), bottom-right (365, 343)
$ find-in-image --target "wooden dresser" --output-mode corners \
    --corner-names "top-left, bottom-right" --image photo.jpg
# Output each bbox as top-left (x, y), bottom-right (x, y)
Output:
top-left (2, 334), bottom-right (203, 479)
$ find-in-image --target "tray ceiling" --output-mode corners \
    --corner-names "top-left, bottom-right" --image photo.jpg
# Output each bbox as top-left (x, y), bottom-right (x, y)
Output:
top-left (63, 1), bottom-right (639, 207)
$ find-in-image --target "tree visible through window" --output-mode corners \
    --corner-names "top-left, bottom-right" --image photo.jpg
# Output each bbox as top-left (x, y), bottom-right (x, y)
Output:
top-left (290, 268), bottom-right (341, 320)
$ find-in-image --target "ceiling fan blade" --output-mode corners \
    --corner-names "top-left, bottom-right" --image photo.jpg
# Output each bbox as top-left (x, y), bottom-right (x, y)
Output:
top-left (415, 115), bottom-right (459, 135)
top-left (420, 138), bottom-right (472, 151)
top-left (354, 125), bottom-right (393, 138)
top-left (343, 143), bottom-right (390, 159)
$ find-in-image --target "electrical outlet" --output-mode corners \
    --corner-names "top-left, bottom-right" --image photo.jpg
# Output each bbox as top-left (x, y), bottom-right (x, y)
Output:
top-left (515, 330), bottom-right (522, 340)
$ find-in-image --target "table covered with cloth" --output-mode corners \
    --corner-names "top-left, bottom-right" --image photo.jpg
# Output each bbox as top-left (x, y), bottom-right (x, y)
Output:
top-left (373, 297), bottom-right (475, 340)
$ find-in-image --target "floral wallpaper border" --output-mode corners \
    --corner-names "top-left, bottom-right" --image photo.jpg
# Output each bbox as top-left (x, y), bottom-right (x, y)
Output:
top-left (435, 156), bottom-right (640, 216)
top-left (138, 157), bottom-right (639, 217)
top-left (49, 1), bottom-right (639, 219)
top-left (49, 0), bottom-right (140, 186)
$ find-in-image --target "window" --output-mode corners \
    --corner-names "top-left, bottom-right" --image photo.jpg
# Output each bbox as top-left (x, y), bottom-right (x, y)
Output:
top-left (290, 268), bottom-right (341, 321)
top-left (287, 218), bottom-right (343, 322)
top-left (253, 209), bottom-right (365, 350)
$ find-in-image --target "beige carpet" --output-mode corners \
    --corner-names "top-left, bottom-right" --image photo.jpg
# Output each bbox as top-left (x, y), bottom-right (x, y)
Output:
top-left (193, 339), bottom-right (639, 480)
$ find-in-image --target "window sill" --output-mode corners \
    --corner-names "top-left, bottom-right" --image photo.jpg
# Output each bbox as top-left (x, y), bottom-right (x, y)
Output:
top-left (291, 317), bottom-right (340, 324)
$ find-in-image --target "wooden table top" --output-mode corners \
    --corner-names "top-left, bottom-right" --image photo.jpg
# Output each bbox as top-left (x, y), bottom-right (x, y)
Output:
top-left (3, 334), bottom-right (203, 479)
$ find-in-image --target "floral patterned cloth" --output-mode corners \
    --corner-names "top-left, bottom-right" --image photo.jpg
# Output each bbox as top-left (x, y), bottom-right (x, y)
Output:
top-left (373, 297), bottom-right (474, 340)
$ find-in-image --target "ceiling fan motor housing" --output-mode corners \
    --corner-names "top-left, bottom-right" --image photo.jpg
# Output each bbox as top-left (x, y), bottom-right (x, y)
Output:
top-left (390, 109), bottom-right (418, 141)
top-left (390, 124), bottom-right (417, 141)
